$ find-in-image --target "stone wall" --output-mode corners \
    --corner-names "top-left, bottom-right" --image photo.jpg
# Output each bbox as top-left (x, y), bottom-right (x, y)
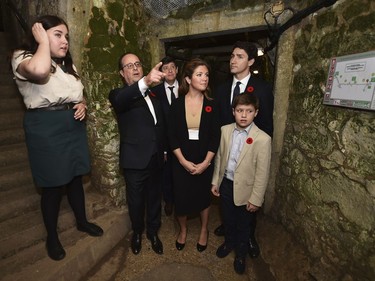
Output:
top-left (273, 0), bottom-right (375, 280)
top-left (81, 0), bottom-right (153, 206)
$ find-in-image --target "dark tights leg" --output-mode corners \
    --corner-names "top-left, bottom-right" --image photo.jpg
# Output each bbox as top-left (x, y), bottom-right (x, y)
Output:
top-left (66, 176), bottom-right (87, 224)
top-left (41, 186), bottom-right (63, 242)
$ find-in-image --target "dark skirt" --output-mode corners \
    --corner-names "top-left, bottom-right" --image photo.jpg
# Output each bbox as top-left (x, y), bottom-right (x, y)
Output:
top-left (24, 109), bottom-right (90, 187)
top-left (172, 140), bottom-right (213, 216)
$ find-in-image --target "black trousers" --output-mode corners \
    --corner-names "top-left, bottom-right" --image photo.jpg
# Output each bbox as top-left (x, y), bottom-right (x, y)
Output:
top-left (161, 152), bottom-right (174, 204)
top-left (220, 177), bottom-right (257, 258)
top-left (124, 154), bottom-right (162, 235)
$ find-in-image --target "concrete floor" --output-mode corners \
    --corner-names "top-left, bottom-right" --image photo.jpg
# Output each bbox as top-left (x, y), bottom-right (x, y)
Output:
top-left (83, 202), bottom-right (311, 281)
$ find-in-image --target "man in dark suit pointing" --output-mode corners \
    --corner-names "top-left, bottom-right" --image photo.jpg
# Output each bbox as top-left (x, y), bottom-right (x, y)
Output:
top-left (109, 53), bottom-right (166, 255)
top-left (214, 41), bottom-right (274, 258)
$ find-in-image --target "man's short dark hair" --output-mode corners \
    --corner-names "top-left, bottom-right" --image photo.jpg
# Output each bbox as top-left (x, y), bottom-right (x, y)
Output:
top-left (159, 56), bottom-right (176, 70)
top-left (232, 41), bottom-right (258, 60)
top-left (232, 93), bottom-right (259, 110)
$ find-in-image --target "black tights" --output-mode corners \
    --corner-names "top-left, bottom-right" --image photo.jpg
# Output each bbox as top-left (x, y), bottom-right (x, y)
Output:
top-left (41, 176), bottom-right (87, 241)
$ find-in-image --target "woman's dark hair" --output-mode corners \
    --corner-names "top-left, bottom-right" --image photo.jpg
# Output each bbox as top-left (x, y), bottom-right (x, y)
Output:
top-left (178, 57), bottom-right (212, 100)
top-left (14, 15), bottom-right (79, 79)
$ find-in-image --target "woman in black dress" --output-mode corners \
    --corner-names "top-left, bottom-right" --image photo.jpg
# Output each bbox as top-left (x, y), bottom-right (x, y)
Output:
top-left (168, 58), bottom-right (220, 252)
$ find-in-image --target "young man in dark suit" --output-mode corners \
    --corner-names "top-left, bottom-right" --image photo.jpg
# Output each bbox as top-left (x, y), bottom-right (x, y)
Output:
top-left (109, 53), bottom-right (166, 255)
top-left (214, 41), bottom-right (274, 258)
top-left (150, 57), bottom-right (179, 216)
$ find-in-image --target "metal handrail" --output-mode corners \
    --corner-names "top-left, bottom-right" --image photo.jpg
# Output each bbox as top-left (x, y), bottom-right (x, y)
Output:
top-left (4, 0), bottom-right (28, 32)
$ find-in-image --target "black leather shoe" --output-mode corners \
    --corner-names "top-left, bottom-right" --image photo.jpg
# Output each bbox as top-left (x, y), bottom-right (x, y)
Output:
top-left (233, 256), bottom-right (246, 274)
top-left (77, 222), bottom-right (104, 237)
top-left (164, 202), bottom-right (173, 216)
top-left (248, 237), bottom-right (260, 258)
top-left (216, 243), bottom-right (233, 258)
top-left (214, 224), bottom-right (225, 236)
top-left (131, 233), bottom-right (142, 255)
top-left (46, 238), bottom-right (66, 261)
top-left (175, 240), bottom-right (185, 251)
top-left (147, 234), bottom-right (163, 254)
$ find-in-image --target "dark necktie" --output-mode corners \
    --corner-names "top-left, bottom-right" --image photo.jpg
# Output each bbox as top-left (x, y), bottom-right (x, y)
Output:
top-left (168, 86), bottom-right (175, 103)
top-left (232, 81), bottom-right (241, 104)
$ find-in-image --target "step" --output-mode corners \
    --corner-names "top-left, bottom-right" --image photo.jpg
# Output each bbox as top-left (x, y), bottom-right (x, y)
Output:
top-left (0, 191), bottom-right (108, 258)
top-left (0, 162), bottom-right (34, 192)
top-left (0, 143), bottom-right (29, 167)
top-left (0, 85), bottom-right (21, 99)
top-left (0, 183), bottom-right (40, 222)
top-left (0, 110), bottom-right (24, 129)
top-left (0, 73), bottom-right (13, 84)
top-left (0, 32), bottom-right (14, 48)
top-left (0, 127), bottom-right (25, 145)
top-left (0, 199), bottom-right (71, 259)
top-left (0, 96), bottom-right (25, 112)
top-left (0, 61), bottom-right (12, 73)
top-left (0, 206), bottom-right (130, 281)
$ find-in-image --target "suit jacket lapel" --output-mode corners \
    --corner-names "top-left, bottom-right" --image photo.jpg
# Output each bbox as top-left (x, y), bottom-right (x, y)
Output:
top-left (224, 124), bottom-right (235, 162)
top-left (236, 125), bottom-right (257, 167)
top-left (161, 87), bottom-right (170, 106)
top-left (225, 82), bottom-right (232, 107)
top-left (149, 95), bottom-right (162, 125)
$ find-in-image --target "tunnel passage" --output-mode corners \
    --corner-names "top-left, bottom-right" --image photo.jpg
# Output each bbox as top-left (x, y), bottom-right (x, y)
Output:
top-left (161, 26), bottom-right (275, 95)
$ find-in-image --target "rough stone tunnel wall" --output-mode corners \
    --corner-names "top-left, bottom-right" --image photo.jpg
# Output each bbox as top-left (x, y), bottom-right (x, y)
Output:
top-left (272, 1), bottom-right (375, 280)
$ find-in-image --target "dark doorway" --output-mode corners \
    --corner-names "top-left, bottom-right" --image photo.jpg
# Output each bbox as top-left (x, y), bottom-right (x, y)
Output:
top-left (161, 26), bottom-right (275, 94)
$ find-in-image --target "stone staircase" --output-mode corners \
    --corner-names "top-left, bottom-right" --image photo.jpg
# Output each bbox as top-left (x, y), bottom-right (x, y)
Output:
top-left (0, 31), bottom-right (131, 281)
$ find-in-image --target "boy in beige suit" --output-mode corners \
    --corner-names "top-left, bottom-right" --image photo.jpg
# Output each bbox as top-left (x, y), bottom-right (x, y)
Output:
top-left (211, 94), bottom-right (271, 274)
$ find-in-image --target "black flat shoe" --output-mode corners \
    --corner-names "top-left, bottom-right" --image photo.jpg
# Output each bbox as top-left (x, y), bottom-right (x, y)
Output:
top-left (175, 240), bottom-right (185, 251)
top-left (46, 238), bottom-right (66, 261)
top-left (147, 234), bottom-right (163, 255)
top-left (131, 233), bottom-right (142, 255)
top-left (214, 224), bottom-right (225, 236)
top-left (248, 237), bottom-right (260, 258)
top-left (216, 243), bottom-right (233, 258)
top-left (196, 231), bottom-right (209, 252)
top-left (77, 222), bottom-right (104, 237)
top-left (233, 256), bottom-right (246, 274)
top-left (196, 242), bottom-right (207, 252)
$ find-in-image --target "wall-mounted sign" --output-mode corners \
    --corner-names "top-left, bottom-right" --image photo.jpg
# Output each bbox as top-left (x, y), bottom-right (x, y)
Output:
top-left (323, 51), bottom-right (375, 111)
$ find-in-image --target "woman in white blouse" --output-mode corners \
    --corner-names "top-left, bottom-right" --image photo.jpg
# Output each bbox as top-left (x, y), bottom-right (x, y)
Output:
top-left (11, 15), bottom-right (103, 261)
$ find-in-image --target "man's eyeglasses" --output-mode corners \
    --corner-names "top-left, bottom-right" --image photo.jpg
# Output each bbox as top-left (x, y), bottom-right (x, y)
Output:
top-left (122, 62), bottom-right (142, 70)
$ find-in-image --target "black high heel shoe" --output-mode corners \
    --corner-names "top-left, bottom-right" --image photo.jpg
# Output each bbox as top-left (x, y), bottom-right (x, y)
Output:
top-left (196, 231), bottom-right (209, 252)
top-left (175, 232), bottom-right (186, 251)
top-left (175, 240), bottom-right (185, 251)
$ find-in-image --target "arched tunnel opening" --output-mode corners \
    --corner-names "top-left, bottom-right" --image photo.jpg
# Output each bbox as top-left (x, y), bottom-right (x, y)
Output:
top-left (161, 26), bottom-right (275, 95)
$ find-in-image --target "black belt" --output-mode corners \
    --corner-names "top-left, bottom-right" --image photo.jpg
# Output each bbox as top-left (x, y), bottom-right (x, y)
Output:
top-left (28, 103), bottom-right (76, 112)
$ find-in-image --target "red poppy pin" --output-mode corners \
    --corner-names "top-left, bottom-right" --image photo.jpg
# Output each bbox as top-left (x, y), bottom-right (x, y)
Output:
top-left (246, 86), bottom-right (254, 93)
top-left (246, 137), bottom-right (253, 144)
top-left (148, 91), bottom-right (156, 97)
top-left (205, 106), bottom-right (212, 113)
